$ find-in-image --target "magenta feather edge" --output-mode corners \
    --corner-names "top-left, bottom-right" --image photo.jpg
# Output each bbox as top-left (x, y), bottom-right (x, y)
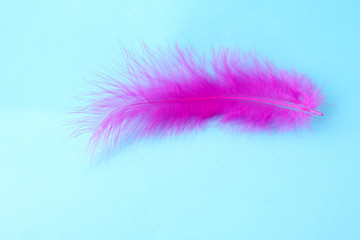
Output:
top-left (72, 44), bottom-right (325, 156)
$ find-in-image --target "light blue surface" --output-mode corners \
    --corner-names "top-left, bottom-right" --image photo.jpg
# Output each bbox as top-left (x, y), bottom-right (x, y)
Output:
top-left (1, 0), bottom-right (359, 239)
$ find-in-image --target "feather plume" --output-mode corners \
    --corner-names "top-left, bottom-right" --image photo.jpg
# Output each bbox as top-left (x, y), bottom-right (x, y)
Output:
top-left (72, 44), bottom-right (324, 156)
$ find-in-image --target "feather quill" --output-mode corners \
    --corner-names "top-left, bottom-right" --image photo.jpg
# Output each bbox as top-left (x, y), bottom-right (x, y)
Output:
top-left (72, 44), bottom-right (324, 156)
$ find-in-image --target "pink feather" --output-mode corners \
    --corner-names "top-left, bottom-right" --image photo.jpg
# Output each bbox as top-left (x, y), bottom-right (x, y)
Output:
top-left (72, 44), bottom-right (324, 156)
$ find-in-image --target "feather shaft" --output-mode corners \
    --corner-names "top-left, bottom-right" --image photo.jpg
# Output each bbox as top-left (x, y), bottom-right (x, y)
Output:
top-left (98, 96), bottom-right (323, 130)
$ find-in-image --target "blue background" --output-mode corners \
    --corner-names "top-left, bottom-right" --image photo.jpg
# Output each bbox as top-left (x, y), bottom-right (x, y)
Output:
top-left (1, 0), bottom-right (359, 239)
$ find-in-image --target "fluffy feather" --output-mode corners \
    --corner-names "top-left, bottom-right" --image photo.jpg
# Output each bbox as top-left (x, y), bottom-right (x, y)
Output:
top-left (72, 44), bottom-right (324, 156)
